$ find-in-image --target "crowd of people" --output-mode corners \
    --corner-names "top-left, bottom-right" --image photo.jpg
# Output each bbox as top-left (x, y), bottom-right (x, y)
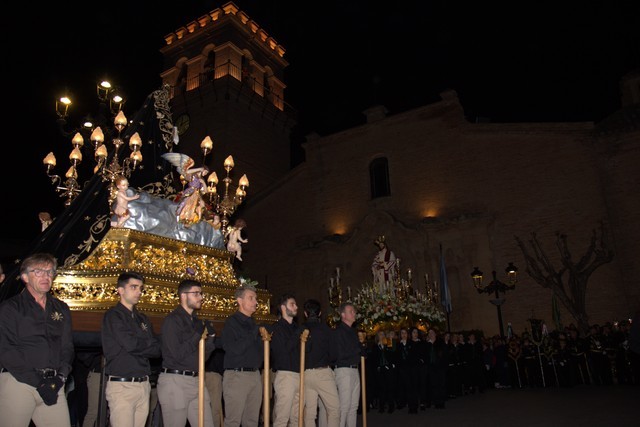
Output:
top-left (0, 252), bottom-right (638, 427)
top-left (361, 318), bottom-right (640, 415)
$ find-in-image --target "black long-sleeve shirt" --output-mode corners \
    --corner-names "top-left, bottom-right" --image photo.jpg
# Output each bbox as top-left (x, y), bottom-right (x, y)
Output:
top-left (161, 305), bottom-right (215, 371)
top-left (0, 291), bottom-right (74, 387)
top-left (222, 311), bottom-right (263, 370)
top-left (102, 302), bottom-right (161, 377)
top-left (270, 317), bottom-right (301, 372)
top-left (333, 321), bottom-right (367, 367)
top-left (303, 317), bottom-right (336, 369)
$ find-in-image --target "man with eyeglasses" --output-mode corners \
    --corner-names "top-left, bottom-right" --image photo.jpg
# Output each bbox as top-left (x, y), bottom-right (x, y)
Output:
top-left (157, 279), bottom-right (217, 427)
top-left (102, 271), bottom-right (161, 427)
top-left (0, 252), bottom-right (74, 426)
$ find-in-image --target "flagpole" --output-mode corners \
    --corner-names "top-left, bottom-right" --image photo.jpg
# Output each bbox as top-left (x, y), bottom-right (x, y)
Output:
top-left (439, 243), bottom-right (452, 332)
top-left (446, 311), bottom-right (451, 334)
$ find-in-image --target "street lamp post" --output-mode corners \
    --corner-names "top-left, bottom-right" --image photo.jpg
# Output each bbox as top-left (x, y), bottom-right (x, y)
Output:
top-left (470, 262), bottom-right (518, 338)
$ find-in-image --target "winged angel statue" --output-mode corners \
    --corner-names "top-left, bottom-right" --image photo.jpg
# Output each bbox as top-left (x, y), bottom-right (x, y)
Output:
top-left (161, 153), bottom-right (210, 227)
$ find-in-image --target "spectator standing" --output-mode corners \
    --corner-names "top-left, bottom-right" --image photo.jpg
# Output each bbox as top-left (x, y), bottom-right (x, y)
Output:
top-left (629, 310), bottom-right (640, 385)
top-left (370, 330), bottom-right (397, 414)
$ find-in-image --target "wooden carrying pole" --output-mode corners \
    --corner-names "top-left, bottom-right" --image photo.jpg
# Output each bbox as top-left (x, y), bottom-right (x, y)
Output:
top-left (198, 330), bottom-right (207, 427)
top-left (298, 329), bottom-right (309, 427)
top-left (360, 356), bottom-right (367, 427)
top-left (358, 331), bottom-right (368, 427)
top-left (260, 327), bottom-right (272, 427)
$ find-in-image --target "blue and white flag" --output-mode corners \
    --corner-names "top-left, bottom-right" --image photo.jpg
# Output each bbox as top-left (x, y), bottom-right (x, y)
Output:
top-left (439, 244), bottom-right (452, 314)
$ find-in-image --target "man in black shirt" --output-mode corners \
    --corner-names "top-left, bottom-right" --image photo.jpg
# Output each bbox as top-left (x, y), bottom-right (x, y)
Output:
top-left (102, 271), bottom-right (161, 427)
top-left (222, 283), bottom-right (263, 427)
top-left (302, 299), bottom-right (340, 427)
top-left (333, 302), bottom-right (367, 427)
top-left (157, 279), bottom-right (217, 427)
top-left (0, 252), bottom-right (74, 426)
top-left (270, 293), bottom-right (301, 427)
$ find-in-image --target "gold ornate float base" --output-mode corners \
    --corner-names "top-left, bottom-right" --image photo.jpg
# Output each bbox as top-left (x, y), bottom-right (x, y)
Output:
top-left (52, 228), bottom-right (274, 332)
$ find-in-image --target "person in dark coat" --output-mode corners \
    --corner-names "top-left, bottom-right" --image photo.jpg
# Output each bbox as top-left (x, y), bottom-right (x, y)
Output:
top-left (425, 329), bottom-right (448, 409)
top-left (370, 330), bottom-right (397, 413)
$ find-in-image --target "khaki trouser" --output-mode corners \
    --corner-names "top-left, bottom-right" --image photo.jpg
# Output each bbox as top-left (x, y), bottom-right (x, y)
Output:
top-left (156, 372), bottom-right (213, 427)
top-left (272, 371), bottom-right (299, 427)
top-left (222, 370), bottom-right (262, 427)
top-left (304, 367), bottom-right (340, 427)
top-left (105, 379), bottom-right (151, 427)
top-left (0, 372), bottom-right (71, 427)
top-left (82, 370), bottom-right (101, 427)
top-left (204, 372), bottom-right (224, 427)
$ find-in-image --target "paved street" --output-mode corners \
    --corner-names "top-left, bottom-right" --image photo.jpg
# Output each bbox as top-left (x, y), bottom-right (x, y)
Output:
top-left (357, 385), bottom-right (640, 427)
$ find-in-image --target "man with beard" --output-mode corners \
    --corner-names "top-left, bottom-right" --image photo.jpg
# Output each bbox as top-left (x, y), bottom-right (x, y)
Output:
top-left (270, 294), bottom-right (302, 427)
top-left (157, 279), bottom-right (217, 427)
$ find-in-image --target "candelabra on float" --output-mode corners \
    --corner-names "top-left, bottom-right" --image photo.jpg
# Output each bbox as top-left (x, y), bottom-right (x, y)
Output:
top-left (43, 81), bottom-right (142, 206)
top-left (204, 142), bottom-right (249, 236)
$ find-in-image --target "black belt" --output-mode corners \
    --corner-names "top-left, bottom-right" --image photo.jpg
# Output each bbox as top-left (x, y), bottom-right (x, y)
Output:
top-left (36, 368), bottom-right (58, 378)
top-left (162, 368), bottom-right (198, 377)
top-left (108, 376), bottom-right (148, 382)
top-left (334, 365), bottom-right (358, 369)
top-left (226, 367), bottom-right (257, 372)
top-left (306, 366), bottom-right (330, 370)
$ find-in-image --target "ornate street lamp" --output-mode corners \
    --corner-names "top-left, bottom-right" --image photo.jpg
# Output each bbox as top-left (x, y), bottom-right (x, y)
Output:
top-left (470, 262), bottom-right (518, 338)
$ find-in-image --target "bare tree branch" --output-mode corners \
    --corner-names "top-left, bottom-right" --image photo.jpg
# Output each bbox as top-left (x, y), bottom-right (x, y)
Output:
top-left (515, 221), bottom-right (614, 335)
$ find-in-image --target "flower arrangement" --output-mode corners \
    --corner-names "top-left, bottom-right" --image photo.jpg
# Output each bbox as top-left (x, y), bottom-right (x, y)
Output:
top-left (328, 281), bottom-right (445, 335)
top-left (238, 276), bottom-right (259, 288)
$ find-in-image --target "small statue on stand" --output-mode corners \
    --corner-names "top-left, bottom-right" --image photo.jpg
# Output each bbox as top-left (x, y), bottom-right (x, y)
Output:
top-left (371, 235), bottom-right (397, 292)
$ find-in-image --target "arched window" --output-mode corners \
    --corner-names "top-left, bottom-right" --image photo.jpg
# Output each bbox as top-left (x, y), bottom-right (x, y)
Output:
top-left (370, 157), bottom-right (390, 199)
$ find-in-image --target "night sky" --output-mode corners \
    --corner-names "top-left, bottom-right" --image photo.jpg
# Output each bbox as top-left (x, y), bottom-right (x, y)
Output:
top-left (2, 1), bottom-right (638, 245)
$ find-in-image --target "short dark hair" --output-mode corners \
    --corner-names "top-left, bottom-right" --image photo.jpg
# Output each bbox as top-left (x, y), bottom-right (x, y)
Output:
top-left (278, 293), bottom-right (295, 308)
top-left (178, 279), bottom-right (201, 295)
top-left (20, 253), bottom-right (57, 275)
top-left (338, 302), bottom-right (354, 314)
top-left (116, 271), bottom-right (145, 288)
top-left (303, 299), bottom-right (322, 318)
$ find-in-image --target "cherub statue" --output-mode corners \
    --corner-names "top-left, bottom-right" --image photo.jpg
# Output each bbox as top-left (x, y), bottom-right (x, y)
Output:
top-left (162, 153), bottom-right (209, 227)
top-left (111, 175), bottom-right (140, 227)
top-left (206, 213), bottom-right (222, 230)
top-left (226, 218), bottom-right (248, 261)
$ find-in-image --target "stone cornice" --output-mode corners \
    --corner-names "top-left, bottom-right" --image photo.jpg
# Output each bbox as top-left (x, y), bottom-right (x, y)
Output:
top-left (162, 1), bottom-right (286, 62)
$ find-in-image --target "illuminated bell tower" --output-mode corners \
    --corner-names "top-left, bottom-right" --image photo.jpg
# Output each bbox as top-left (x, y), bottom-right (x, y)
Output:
top-left (159, 1), bottom-right (295, 195)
